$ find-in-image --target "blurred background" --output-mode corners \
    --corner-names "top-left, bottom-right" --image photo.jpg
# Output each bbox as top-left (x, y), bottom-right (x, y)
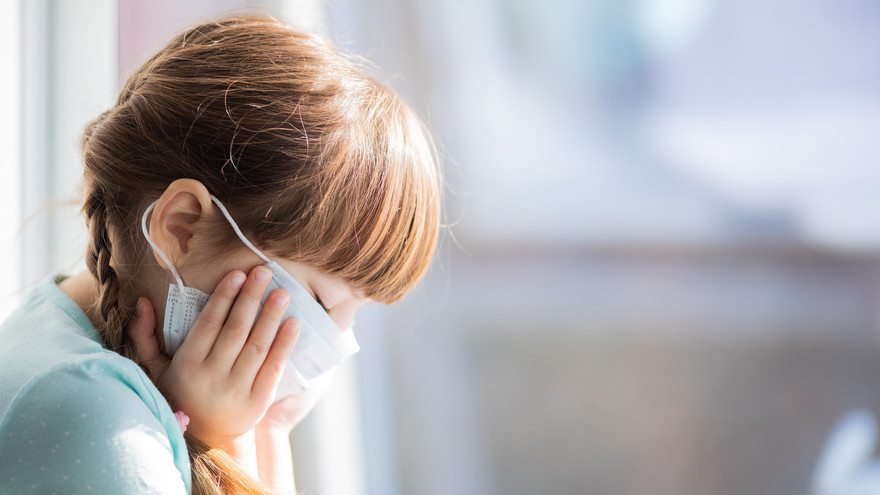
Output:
top-left (3, 0), bottom-right (880, 494)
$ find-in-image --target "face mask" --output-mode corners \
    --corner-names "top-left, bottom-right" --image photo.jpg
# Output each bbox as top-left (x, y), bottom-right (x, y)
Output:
top-left (141, 196), bottom-right (360, 399)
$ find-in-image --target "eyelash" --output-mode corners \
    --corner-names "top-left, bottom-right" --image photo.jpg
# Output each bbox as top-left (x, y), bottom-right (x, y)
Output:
top-left (315, 294), bottom-right (328, 312)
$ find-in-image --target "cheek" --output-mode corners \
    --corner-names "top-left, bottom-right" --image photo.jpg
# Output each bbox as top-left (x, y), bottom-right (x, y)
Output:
top-left (327, 304), bottom-right (363, 330)
top-left (187, 250), bottom-right (265, 293)
top-left (329, 312), bottom-right (355, 331)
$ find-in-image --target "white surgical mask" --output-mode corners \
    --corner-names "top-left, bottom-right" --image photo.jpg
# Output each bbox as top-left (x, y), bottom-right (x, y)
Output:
top-left (141, 196), bottom-right (360, 399)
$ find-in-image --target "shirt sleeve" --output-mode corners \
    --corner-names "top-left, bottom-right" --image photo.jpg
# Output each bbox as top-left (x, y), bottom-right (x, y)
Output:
top-left (0, 362), bottom-right (189, 494)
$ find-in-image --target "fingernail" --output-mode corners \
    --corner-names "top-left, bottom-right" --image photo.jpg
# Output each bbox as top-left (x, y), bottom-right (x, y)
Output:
top-left (133, 297), bottom-right (144, 319)
top-left (230, 272), bottom-right (246, 288)
top-left (285, 318), bottom-right (300, 334)
top-left (271, 293), bottom-right (290, 307)
top-left (254, 267), bottom-right (271, 283)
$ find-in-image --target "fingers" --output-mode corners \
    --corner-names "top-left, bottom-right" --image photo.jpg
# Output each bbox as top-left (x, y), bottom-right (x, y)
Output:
top-left (178, 270), bottom-right (248, 360)
top-left (251, 318), bottom-right (300, 403)
top-left (230, 288), bottom-right (291, 381)
top-left (128, 297), bottom-right (157, 355)
top-left (208, 266), bottom-right (275, 367)
top-left (257, 394), bottom-right (307, 434)
top-left (169, 265), bottom-right (295, 405)
top-left (127, 297), bottom-right (169, 380)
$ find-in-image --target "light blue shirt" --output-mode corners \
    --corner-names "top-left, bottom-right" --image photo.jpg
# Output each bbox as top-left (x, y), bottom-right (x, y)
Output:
top-left (0, 276), bottom-right (191, 494)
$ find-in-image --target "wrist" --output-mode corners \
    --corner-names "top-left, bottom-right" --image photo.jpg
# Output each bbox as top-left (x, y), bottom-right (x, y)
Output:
top-left (189, 429), bottom-right (247, 451)
top-left (194, 430), bottom-right (260, 477)
top-left (255, 425), bottom-right (296, 494)
top-left (255, 421), bottom-right (292, 440)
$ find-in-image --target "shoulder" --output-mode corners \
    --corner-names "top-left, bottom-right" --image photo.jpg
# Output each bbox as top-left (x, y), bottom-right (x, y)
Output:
top-left (0, 357), bottom-right (190, 494)
top-left (0, 277), bottom-right (107, 409)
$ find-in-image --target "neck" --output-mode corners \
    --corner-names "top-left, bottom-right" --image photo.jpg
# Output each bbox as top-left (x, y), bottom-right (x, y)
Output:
top-left (60, 267), bottom-right (170, 352)
top-left (58, 270), bottom-right (103, 330)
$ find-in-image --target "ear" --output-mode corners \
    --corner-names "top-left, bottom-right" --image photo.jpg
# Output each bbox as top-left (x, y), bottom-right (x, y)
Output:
top-left (148, 178), bottom-right (214, 270)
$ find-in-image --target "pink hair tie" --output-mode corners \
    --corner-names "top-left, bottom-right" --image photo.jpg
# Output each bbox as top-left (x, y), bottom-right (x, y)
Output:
top-left (174, 411), bottom-right (190, 432)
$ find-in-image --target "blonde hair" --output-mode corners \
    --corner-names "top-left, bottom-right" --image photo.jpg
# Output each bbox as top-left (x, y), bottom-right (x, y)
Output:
top-left (80, 15), bottom-right (441, 494)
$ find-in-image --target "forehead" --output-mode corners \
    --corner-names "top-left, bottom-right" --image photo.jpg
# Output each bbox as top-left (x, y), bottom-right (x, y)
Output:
top-left (272, 257), bottom-right (367, 301)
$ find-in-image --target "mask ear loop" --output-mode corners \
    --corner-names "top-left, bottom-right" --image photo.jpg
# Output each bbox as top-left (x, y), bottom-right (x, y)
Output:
top-left (208, 195), bottom-right (272, 264)
top-left (141, 195), bottom-right (271, 297)
top-left (141, 201), bottom-right (186, 299)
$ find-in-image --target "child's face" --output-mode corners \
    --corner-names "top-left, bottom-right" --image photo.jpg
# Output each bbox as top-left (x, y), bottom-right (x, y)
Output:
top-left (189, 246), bottom-right (372, 332)
top-left (271, 258), bottom-right (372, 331)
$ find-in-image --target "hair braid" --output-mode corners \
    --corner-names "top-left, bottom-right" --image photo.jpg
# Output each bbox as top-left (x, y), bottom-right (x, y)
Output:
top-left (83, 190), bottom-right (136, 361)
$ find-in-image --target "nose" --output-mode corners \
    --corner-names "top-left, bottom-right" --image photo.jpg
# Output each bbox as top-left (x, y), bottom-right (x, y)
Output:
top-left (327, 299), bottom-right (362, 331)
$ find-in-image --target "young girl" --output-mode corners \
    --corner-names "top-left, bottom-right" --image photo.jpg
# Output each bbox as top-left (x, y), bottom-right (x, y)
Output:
top-left (0, 15), bottom-right (441, 495)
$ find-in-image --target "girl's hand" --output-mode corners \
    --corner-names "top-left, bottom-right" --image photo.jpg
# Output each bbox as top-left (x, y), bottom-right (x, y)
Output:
top-left (126, 267), bottom-right (300, 449)
top-left (256, 372), bottom-right (336, 436)
top-left (255, 396), bottom-right (307, 494)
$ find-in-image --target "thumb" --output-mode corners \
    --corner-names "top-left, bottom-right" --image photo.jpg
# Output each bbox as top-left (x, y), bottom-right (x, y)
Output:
top-left (128, 296), bottom-right (169, 380)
